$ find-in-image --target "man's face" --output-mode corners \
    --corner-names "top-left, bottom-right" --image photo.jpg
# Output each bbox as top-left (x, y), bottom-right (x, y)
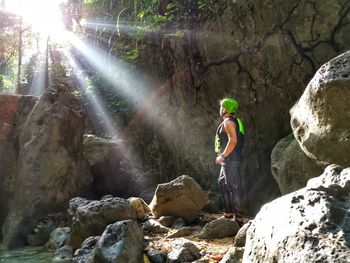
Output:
top-left (220, 106), bottom-right (226, 117)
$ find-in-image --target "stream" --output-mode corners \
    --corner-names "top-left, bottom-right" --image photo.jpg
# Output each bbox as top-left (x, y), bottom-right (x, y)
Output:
top-left (0, 244), bottom-right (53, 263)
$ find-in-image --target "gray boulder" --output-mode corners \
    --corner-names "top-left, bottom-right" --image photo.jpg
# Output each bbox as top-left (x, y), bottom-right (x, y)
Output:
top-left (73, 236), bottom-right (99, 263)
top-left (94, 220), bottom-right (144, 263)
top-left (197, 218), bottom-right (239, 240)
top-left (2, 84), bottom-right (91, 248)
top-left (290, 50), bottom-right (350, 167)
top-left (220, 247), bottom-right (244, 263)
top-left (243, 164), bottom-right (350, 262)
top-left (149, 175), bottom-right (208, 224)
top-left (73, 220), bottom-right (143, 263)
top-left (166, 238), bottom-right (201, 263)
top-left (69, 196), bottom-right (137, 249)
top-left (142, 219), bottom-right (169, 234)
top-left (46, 227), bottom-right (71, 250)
top-left (53, 245), bottom-right (73, 263)
top-left (271, 134), bottom-right (326, 194)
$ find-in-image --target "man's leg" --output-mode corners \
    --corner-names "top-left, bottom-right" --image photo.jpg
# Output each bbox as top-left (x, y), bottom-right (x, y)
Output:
top-left (218, 164), bottom-right (233, 217)
top-left (225, 160), bottom-right (243, 224)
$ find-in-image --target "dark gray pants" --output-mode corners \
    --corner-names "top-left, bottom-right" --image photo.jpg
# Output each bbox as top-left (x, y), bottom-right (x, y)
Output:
top-left (218, 159), bottom-right (241, 214)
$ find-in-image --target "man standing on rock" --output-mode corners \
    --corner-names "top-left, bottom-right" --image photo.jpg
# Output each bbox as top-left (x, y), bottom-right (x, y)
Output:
top-left (215, 98), bottom-right (245, 225)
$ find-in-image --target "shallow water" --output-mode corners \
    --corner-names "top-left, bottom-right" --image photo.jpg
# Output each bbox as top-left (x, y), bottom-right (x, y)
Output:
top-left (0, 244), bottom-right (53, 263)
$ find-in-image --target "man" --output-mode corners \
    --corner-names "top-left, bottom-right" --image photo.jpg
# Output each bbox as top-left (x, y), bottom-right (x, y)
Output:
top-left (215, 98), bottom-right (245, 224)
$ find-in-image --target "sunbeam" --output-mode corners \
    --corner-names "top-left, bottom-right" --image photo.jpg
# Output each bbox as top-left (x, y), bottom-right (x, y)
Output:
top-left (29, 50), bottom-right (46, 96)
top-left (62, 49), bottom-right (119, 138)
top-left (69, 34), bottom-right (153, 104)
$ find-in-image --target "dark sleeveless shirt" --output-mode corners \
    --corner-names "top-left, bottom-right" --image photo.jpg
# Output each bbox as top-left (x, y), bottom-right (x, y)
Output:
top-left (216, 117), bottom-right (244, 161)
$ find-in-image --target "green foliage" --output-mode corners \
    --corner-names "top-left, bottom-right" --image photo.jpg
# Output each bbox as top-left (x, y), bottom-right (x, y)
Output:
top-left (0, 74), bottom-right (16, 93)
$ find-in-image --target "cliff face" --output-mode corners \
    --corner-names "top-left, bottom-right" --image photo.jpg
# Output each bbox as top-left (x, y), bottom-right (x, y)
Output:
top-left (123, 0), bottom-right (350, 214)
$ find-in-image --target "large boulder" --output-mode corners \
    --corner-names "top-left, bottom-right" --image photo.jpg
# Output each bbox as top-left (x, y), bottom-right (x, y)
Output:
top-left (149, 175), bottom-right (208, 224)
top-left (290, 50), bottom-right (350, 167)
top-left (2, 84), bottom-right (92, 248)
top-left (243, 164), bottom-right (350, 262)
top-left (0, 94), bottom-right (37, 239)
top-left (83, 134), bottom-right (140, 197)
top-left (271, 134), bottom-right (326, 194)
top-left (73, 220), bottom-right (143, 263)
top-left (69, 196), bottom-right (137, 249)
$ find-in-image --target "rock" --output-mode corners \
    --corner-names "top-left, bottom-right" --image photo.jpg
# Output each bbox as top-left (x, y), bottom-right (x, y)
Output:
top-left (26, 216), bottom-right (57, 246)
top-left (73, 221), bottom-right (143, 263)
top-left (233, 221), bottom-right (251, 247)
top-left (128, 197), bottom-right (151, 220)
top-left (166, 238), bottom-right (201, 263)
top-left (306, 164), bottom-right (350, 196)
top-left (69, 196), bottom-right (137, 249)
top-left (150, 175), bottom-right (208, 224)
top-left (171, 218), bottom-right (186, 229)
top-left (94, 220), bottom-right (144, 263)
top-left (0, 94), bottom-right (37, 239)
top-left (202, 191), bottom-right (221, 213)
top-left (0, 94), bottom-right (25, 140)
top-left (159, 216), bottom-right (175, 227)
top-left (146, 249), bottom-right (167, 263)
top-left (142, 219), bottom-right (169, 234)
top-left (219, 247), bottom-right (244, 263)
top-left (197, 218), bottom-right (239, 239)
top-left (290, 50), bottom-right (350, 167)
top-left (73, 236), bottom-right (99, 263)
top-left (52, 245), bottom-right (73, 263)
top-left (46, 227), bottom-right (71, 250)
top-left (2, 84), bottom-right (92, 248)
top-left (167, 227), bottom-right (193, 238)
top-left (243, 164), bottom-right (350, 262)
top-left (83, 134), bottom-right (140, 197)
top-left (271, 134), bottom-right (326, 194)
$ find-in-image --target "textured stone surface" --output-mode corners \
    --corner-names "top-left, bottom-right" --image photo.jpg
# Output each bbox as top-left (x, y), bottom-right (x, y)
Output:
top-left (271, 134), bottom-right (326, 194)
top-left (94, 221), bottom-right (144, 263)
top-left (197, 218), bottom-right (239, 240)
top-left (243, 164), bottom-right (350, 262)
top-left (2, 84), bottom-right (92, 248)
top-left (69, 196), bottom-right (137, 249)
top-left (166, 238), bottom-right (201, 263)
top-left (291, 50), bottom-right (350, 167)
top-left (73, 221), bottom-right (143, 263)
top-left (149, 175), bottom-right (208, 224)
top-left (46, 227), bottom-right (71, 250)
top-left (127, 197), bottom-right (151, 220)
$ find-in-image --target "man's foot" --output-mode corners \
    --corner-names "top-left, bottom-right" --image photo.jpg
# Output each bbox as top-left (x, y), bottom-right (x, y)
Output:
top-left (234, 214), bottom-right (244, 227)
top-left (223, 212), bottom-right (234, 219)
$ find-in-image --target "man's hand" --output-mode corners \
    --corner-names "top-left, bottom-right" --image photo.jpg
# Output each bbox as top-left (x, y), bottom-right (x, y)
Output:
top-left (215, 155), bottom-right (225, 165)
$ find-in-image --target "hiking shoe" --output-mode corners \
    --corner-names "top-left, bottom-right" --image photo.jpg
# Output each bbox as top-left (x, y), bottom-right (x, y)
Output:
top-left (224, 212), bottom-right (234, 219)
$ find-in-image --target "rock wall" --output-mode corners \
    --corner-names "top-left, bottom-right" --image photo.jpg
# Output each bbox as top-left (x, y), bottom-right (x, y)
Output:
top-left (123, 0), bottom-right (350, 214)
